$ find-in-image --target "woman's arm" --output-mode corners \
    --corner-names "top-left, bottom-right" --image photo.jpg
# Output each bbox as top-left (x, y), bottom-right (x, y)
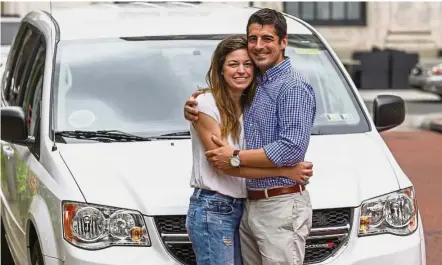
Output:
top-left (193, 112), bottom-right (312, 182)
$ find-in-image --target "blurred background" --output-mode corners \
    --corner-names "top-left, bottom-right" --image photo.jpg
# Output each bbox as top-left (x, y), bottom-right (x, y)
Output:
top-left (1, 2), bottom-right (441, 264)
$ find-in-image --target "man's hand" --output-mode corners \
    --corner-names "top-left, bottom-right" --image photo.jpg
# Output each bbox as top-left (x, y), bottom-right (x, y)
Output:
top-left (205, 135), bottom-right (233, 170)
top-left (184, 90), bottom-right (205, 121)
top-left (283, 162), bottom-right (313, 185)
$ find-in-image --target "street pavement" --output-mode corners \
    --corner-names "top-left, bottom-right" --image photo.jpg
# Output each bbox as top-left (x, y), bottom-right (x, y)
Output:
top-left (381, 130), bottom-right (442, 265)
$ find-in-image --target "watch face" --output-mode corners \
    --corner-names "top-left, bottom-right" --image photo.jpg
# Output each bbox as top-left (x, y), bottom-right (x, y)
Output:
top-left (230, 157), bottom-right (240, 167)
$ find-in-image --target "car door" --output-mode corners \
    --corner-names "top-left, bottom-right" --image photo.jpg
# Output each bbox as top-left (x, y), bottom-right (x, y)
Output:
top-left (13, 35), bottom-right (46, 262)
top-left (1, 22), bottom-right (42, 265)
top-left (0, 21), bottom-right (30, 264)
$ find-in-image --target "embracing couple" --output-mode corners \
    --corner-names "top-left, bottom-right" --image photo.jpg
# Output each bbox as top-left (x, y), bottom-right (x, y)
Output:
top-left (183, 8), bottom-right (317, 265)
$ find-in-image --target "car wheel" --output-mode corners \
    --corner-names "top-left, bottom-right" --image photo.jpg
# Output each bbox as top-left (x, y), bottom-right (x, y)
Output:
top-left (1, 219), bottom-right (15, 265)
top-left (30, 239), bottom-right (44, 265)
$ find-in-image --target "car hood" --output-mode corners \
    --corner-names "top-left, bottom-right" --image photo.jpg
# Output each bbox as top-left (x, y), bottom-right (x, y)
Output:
top-left (58, 133), bottom-right (400, 215)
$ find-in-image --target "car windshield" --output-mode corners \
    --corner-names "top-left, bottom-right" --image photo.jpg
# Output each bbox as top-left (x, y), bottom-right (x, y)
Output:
top-left (53, 35), bottom-right (369, 136)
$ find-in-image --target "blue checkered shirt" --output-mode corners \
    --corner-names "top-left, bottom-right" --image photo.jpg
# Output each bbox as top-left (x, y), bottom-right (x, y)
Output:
top-left (244, 57), bottom-right (316, 189)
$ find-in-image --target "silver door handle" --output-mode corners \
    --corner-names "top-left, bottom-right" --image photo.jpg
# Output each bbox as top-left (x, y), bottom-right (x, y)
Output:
top-left (2, 145), bottom-right (14, 157)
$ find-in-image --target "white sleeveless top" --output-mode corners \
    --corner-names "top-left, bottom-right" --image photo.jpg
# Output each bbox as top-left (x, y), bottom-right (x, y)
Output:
top-left (189, 92), bottom-right (247, 198)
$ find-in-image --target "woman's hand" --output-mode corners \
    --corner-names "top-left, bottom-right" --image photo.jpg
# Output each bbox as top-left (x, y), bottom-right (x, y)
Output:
top-left (283, 162), bottom-right (313, 185)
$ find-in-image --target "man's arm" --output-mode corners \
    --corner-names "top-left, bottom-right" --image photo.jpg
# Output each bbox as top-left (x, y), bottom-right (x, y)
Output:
top-left (184, 90), bottom-right (205, 121)
top-left (195, 106), bottom-right (312, 182)
top-left (262, 80), bottom-right (316, 167)
top-left (206, 81), bottom-right (316, 169)
top-left (222, 163), bottom-right (312, 184)
top-left (238, 148), bottom-right (275, 168)
top-left (206, 135), bottom-right (275, 168)
top-left (228, 82), bottom-right (316, 167)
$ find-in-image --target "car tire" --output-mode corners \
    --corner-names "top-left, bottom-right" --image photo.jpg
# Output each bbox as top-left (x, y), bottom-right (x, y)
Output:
top-left (31, 239), bottom-right (44, 265)
top-left (1, 219), bottom-right (15, 265)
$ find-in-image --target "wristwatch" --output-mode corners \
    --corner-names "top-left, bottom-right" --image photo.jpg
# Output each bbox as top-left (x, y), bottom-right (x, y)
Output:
top-left (230, 150), bottom-right (241, 168)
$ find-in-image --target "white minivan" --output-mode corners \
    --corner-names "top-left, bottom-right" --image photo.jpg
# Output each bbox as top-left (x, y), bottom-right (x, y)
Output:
top-left (1, 3), bottom-right (426, 265)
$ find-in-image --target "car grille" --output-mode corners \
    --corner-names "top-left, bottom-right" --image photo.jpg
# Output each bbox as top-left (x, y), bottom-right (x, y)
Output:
top-left (154, 208), bottom-right (353, 265)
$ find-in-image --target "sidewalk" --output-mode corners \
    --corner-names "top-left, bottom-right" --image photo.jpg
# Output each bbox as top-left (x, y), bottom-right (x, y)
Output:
top-left (358, 89), bottom-right (441, 102)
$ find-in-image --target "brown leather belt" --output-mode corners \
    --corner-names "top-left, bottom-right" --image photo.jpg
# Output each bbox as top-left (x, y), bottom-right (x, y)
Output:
top-left (247, 185), bottom-right (305, 200)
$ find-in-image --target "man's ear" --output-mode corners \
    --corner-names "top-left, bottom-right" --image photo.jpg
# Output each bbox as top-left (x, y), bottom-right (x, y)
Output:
top-left (280, 35), bottom-right (288, 50)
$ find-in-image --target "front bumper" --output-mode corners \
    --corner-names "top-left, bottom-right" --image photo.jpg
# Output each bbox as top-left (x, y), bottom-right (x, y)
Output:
top-left (60, 212), bottom-right (426, 265)
top-left (321, 211), bottom-right (426, 265)
top-left (62, 243), bottom-right (181, 265)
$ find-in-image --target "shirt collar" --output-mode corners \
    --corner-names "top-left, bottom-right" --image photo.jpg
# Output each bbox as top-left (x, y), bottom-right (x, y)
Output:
top-left (257, 56), bottom-right (292, 84)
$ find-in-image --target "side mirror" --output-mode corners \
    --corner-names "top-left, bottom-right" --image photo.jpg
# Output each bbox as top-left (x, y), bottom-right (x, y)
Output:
top-left (373, 95), bottom-right (405, 132)
top-left (1, 106), bottom-right (34, 145)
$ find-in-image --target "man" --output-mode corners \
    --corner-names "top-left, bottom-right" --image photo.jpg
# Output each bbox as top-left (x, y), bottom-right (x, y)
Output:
top-left (184, 8), bottom-right (316, 265)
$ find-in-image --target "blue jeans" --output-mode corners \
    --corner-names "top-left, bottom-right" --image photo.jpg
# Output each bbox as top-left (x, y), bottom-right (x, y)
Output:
top-left (186, 188), bottom-right (245, 265)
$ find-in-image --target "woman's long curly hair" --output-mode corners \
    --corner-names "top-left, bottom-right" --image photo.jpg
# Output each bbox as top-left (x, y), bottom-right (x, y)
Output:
top-left (203, 35), bottom-right (257, 143)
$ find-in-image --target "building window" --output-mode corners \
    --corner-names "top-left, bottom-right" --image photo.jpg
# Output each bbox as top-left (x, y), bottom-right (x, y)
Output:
top-left (284, 2), bottom-right (367, 26)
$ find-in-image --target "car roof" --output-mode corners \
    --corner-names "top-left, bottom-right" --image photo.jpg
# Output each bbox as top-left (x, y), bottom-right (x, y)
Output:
top-left (47, 2), bottom-right (312, 41)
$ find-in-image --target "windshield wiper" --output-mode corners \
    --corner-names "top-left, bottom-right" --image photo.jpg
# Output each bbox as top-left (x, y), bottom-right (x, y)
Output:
top-left (55, 130), bottom-right (152, 142)
top-left (152, 130), bottom-right (191, 139)
top-left (160, 130), bottom-right (323, 137)
top-left (160, 131), bottom-right (190, 137)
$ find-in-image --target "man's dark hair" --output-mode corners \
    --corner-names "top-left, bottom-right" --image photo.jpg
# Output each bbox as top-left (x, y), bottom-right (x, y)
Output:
top-left (246, 8), bottom-right (287, 43)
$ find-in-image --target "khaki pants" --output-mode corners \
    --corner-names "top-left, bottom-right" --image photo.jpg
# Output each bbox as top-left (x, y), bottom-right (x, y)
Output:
top-left (239, 190), bottom-right (313, 265)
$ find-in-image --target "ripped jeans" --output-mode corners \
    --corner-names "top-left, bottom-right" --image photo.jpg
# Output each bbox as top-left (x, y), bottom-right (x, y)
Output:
top-left (186, 188), bottom-right (245, 265)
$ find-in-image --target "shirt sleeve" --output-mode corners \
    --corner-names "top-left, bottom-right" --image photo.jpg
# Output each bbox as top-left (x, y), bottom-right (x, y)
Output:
top-left (196, 92), bottom-right (221, 123)
top-left (263, 79), bottom-right (316, 167)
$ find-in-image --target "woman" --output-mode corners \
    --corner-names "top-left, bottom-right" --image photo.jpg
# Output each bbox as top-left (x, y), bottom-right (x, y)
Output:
top-left (186, 36), bottom-right (313, 265)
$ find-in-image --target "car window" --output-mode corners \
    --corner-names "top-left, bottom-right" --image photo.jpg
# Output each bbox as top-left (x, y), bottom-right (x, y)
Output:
top-left (1, 22), bottom-right (28, 106)
top-left (8, 25), bottom-right (41, 106)
top-left (285, 34), bottom-right (366, 134)
top-left (53, 35), bottom-right (369, 137)
top-left (23, 38), bottom-right (45, 135)
top-left (22, 37), bottom-right (45, 158)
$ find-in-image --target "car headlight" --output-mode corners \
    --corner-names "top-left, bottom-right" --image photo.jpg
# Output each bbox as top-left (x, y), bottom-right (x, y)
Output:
top-left (358, 187), bottom-right (418, 237)
top-left (63, 202), bottom-right (151, 249)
